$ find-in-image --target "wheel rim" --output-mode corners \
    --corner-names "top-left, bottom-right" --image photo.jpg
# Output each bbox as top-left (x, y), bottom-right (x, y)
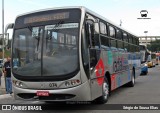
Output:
top-left (103, 81), bottom-right (109, 100)
top-left (132, 72), bottom-right (135, 84)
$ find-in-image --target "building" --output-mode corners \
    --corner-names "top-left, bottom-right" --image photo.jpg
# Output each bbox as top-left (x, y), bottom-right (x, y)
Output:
top-left (139, 36), bottom-right (160, 46)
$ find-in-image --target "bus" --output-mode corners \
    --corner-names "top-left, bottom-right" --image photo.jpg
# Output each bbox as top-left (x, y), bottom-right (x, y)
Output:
top-left (147, 52), bottom-right (156, 68)
top-left (139, 45), bottom-right (156, 68)
top-left (139, 45), bottom-right (150, 75)
top-left (156, 53), bottom-right (160, 65)
top-left (6, 6), bottom-right (141, 103)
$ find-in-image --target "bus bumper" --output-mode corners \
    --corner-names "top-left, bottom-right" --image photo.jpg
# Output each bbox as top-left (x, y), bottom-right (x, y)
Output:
top-left (13, 81), bottom-right (91, 101)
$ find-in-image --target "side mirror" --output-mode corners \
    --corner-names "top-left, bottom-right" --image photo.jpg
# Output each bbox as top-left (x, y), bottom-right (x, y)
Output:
top-left (5, 23), bottom-right (14, 48)
top-left (86, 19), bottom-right (99, 34)
top-left (86, 19), bottom-right (100, 48)
top-left (94, 22), bottom-right (99, 34)
top-left (85, 19), bottom-right (94, 47)
top-left (4, 33), bottom-right (9, 46)
top-left (86, 19), bottom-right (94, 24)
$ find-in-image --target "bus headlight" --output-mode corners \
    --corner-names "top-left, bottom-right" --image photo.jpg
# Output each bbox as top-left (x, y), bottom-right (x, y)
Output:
top-left (144, 63), bottom-right (148, 66)
top-left (65, 81), bottom-right (70, 86)
top-left (15, 81), bottom-right (19, 86)
top-left (64, 79), bottom-right (81, 87)
top-left (19, 82), bottom-right (23, 87)
top-left (13, 80), bottom-right (24, 88)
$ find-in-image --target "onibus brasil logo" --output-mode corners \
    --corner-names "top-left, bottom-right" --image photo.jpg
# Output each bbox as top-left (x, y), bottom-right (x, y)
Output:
top-left (137, 10), bottom-right (151, 19)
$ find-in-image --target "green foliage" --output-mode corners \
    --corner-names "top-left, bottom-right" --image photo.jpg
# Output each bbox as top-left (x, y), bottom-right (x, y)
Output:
top-left (0, 39), bottom-right (12, 58)
top-left (147, 40), bottom-right (160, 52)
top-left (0, 49), bottom-right (11, 58)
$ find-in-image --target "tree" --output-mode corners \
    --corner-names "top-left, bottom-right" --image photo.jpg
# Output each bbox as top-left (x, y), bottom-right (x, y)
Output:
top-left (147, 39), bottom-right (160, 52)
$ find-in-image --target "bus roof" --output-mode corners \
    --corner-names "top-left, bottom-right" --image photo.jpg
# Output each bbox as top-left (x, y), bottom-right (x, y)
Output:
top-left (86, 8), bottom-right (138, 37)
top-left (15, 6), bottom-right (138, 38)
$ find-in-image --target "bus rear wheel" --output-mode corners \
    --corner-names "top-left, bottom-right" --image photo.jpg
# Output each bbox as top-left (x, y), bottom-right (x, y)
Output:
top-left (126, 70), bottom-right (135, 87)
top-left (96, 78), bottom-right (109, 104)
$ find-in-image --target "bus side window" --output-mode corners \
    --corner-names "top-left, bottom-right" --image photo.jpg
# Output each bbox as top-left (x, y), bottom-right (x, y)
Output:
top-left (100, 22), bottom-right (110, 49)
top-left (123, 32), bottom-right (129, 51)
top-left (109, 26), bottom-right (117, 48)
top-left (116, 29), bottom-right (124, 49)
top-left (89, 24), bottom-right (100, 48)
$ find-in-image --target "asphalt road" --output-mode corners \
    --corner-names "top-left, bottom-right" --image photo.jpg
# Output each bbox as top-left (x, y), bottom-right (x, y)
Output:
top-left (0, 65), bottom-right (160, 113)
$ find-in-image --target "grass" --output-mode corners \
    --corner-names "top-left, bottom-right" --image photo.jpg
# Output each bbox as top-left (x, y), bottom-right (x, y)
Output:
top-left (0, 49), bottom-right (11, 59)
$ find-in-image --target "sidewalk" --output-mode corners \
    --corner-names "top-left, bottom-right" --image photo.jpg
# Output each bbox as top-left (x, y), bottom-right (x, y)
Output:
top-left (0, 76), bottom-right (6, 95)
top-left (0, 87), bottom-right (6, 95)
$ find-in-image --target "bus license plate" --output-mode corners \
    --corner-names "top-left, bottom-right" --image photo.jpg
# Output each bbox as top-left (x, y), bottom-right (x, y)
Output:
top-left (36, 91), bottom-right (49, 96)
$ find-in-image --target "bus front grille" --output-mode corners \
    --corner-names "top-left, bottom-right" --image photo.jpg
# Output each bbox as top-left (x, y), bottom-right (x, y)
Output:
top-left (17, 93), bottom-right (76, 100)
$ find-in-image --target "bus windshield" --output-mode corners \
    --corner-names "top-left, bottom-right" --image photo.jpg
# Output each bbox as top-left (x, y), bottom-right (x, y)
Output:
top-left (12, 9), bottom-right (81, 79)
top-left (12, 22), bottom-right (79, 77)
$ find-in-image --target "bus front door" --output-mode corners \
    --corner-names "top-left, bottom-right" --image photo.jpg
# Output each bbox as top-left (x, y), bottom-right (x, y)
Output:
top-left (85, 20), bottom-right (102, 100)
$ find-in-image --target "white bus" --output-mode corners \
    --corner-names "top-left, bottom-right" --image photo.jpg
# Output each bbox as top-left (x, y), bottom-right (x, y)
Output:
top-left (7, 6), bottom-right (141, 103)
top-left (140, 45), bottom-right (150, 75)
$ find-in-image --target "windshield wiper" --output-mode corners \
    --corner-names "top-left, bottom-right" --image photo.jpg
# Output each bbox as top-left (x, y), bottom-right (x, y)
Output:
top-left (27, 25), bottom-right (32, 32)
top-left (51, 20), bottom-right (64, 32)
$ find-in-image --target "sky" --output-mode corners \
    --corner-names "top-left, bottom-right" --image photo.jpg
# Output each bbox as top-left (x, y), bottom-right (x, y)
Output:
top-left (0, 0), bottom-right (160, 37)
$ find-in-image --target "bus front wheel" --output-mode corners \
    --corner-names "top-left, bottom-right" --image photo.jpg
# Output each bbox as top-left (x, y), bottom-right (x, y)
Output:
top-left (96, 78), bottom-right (109, 104)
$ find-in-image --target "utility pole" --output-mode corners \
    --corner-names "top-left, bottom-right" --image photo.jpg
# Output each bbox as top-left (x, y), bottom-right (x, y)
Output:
top-left (2, 0), bottom-right (6, 91)
top-left (2, 0), bottom-right (5, 61)
top-left (120, 19), bottom-right (122, 27)
top-left (144, 31), bottom-right (148, 46)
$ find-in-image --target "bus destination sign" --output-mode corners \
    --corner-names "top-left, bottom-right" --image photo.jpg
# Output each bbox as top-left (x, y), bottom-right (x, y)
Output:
top-left (24, 12), bottom-right (69, 24)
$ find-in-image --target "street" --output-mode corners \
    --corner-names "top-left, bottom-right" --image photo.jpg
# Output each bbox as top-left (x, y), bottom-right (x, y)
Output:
top-left (1, 0), bottom-right (160, 113)
top-left (0, 65), bottom-right (160, 113)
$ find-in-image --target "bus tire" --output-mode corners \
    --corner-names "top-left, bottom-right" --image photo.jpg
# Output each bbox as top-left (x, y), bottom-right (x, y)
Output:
top-left (126, 70), bottom-right (135, 87)
top-left (96, 78), bottom-right (109, 104)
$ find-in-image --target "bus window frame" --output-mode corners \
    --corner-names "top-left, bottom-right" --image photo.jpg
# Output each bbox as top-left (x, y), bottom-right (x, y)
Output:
top-left (109, 25), bottom-right (117, 48)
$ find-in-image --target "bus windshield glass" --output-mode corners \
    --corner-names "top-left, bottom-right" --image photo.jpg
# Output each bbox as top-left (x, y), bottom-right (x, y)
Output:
top-left (12, 9), bottom-right (81, 78)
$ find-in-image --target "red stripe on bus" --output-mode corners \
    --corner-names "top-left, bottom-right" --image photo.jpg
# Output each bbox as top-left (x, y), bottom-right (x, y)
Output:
top-left (95, 58), bottom-right (105, 86)
top-left (111, 74), bottom-right (116, 90)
